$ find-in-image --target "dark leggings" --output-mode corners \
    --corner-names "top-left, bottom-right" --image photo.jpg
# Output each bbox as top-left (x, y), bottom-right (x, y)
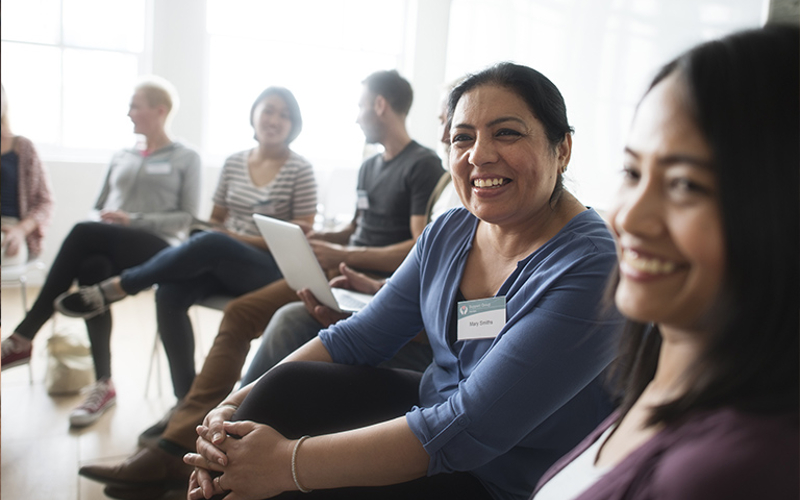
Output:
top-left (231, 362), bottom-right (493, 500)
top-left (13, 222), bottom-right (169, 381)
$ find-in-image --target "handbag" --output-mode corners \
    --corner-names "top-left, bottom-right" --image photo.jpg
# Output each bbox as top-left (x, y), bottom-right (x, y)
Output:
top-left (45, 329), bottom-right (95, 395)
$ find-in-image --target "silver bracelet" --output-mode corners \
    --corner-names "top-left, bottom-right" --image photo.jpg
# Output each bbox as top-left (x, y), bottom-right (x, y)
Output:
top-left (292, 435), bottom-right (313, 493)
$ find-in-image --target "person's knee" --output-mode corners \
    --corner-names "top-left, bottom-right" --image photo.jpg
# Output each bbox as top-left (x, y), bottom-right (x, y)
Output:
top-left (71, 221), bottom-right (94, 234)
top-left (77, 255), bottom-right (114, 285)
top-left (186, 231), bottom-right (230, 253)
top-left (249, 362), bottom-right (315, 402)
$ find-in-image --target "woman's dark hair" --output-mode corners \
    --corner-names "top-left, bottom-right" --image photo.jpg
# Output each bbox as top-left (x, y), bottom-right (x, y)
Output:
top-left (447, 62), bottom-right (574, 205)
top-left (250, 86), bottom-right (303, 144)
top-left (610, 25), bottom-right (800, 425)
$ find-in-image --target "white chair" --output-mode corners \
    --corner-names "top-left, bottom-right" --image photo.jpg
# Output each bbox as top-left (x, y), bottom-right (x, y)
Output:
top-left (1, 258), bottom-right (46, 382)
top-left (145, 293), bottom-right (234, 397)
top-left (1, 258), bottom-right (45, 313)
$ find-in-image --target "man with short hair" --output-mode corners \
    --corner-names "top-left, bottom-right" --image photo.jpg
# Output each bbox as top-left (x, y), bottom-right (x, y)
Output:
top-left (79, 70), bottom-right (444, 500)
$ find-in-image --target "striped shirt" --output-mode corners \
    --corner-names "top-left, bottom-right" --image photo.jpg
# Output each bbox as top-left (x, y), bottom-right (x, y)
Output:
top-left (212, 149), bottom-right (317, 237)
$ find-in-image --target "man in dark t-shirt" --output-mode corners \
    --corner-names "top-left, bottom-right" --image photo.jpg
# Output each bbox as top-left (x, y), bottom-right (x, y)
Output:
top-left (308, 70), bottom-right (443, 275)
top-left (351, 141), bottom-right (444, 248)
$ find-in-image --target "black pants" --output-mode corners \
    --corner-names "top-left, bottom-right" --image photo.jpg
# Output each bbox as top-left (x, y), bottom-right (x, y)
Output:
top-left (232, 362), bottom-right (493, 500)
top-left (14, 222), bottom-right (169, 381)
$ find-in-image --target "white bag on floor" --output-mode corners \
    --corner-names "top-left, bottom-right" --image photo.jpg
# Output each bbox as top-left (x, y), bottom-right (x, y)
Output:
top-left (45, 329), bottom-right (95, 395)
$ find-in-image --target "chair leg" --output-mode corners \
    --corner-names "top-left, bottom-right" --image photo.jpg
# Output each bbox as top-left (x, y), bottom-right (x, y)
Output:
top-left (19, 276), bottom-right (33, 385)
top-left (192, 305), bottom-right (205, 358)
top-left (144, 330), bottom-right (162, 398)
top-left (19, 274), bottom-right (28, 313)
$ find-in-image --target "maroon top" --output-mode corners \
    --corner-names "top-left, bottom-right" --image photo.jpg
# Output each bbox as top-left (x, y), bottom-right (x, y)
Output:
top-left (532, 407), bottom-right (799, 500)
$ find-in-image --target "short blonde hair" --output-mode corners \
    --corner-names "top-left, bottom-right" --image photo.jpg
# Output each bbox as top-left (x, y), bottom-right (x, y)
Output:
top-left (134, 75), bottom-right (179, 119)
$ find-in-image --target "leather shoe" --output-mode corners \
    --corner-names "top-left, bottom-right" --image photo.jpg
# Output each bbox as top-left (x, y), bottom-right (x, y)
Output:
top-left (79, 446), bottom-right (191, 489)
top-left (138, 402), bottom-right (181, 449)
top-left (103, 484), bottom-right (170, 499)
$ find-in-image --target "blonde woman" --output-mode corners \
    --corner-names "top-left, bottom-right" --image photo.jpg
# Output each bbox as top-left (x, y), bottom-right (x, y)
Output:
top-left (1, 77), bottom-right (201, 428)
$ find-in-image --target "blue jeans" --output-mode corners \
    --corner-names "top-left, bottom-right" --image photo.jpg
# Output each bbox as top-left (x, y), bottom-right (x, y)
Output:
top-left (120, 231), bottom-right (282, 398)
top-left (241, 301), bottom-right (433, 386)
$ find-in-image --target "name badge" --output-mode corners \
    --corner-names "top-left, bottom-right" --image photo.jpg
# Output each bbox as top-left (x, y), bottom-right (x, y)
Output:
top-left (356, 190), bottom-right (370, 210)
top-left (457, 296), bottom-right (506, 341)
top-left (146, 161), bottom-right (171, 175)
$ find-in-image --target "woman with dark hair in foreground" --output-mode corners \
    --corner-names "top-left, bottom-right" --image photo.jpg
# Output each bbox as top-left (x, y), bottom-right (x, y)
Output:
top-left (533, 25), bottom-right (799, 500)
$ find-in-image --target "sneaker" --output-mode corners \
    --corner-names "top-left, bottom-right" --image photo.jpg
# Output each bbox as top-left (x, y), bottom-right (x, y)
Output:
top-left (70, 379), bottom-right (117, 427)
top-left (55, 285), bottom-right (108, 319)
top-left (1, 335), bottom-right (32, 370)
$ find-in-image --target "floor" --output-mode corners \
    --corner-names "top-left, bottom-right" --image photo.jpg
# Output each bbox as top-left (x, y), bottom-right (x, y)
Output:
top-left (1, 285), bottom-right (234, 500)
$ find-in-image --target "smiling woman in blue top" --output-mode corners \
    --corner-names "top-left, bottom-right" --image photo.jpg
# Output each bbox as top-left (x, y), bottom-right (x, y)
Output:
top-left (184, 63), bottom-right (623, 500)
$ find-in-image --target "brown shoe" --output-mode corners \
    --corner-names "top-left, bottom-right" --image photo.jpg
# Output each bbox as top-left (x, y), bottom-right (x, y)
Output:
top-left (103, 484), bottom-right (170, 500)
top-left (79, 447), bottom-right (191, 489)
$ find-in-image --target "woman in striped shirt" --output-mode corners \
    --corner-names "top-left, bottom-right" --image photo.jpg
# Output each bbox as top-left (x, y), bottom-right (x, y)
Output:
top-left (56, 86), bottom-right (317, 408)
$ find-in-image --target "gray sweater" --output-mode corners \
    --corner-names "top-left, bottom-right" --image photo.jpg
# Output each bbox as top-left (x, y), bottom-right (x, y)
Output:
top-left (94, 142), bottom-right (201, 244)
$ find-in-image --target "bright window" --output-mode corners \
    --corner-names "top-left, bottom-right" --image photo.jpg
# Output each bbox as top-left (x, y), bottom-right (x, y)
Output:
top-left (204, 0), bottom-right (409, 173)
top-left (1, 0), bottom-right (146, 157)
top-left (204, 0), bottom-right (411, 222)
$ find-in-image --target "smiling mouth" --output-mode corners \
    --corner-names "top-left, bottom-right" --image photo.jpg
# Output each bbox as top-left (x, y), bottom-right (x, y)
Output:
top-left (621, 248), bottom-right (678, 274)
top-left (472, 177), bottom-right (510, 188)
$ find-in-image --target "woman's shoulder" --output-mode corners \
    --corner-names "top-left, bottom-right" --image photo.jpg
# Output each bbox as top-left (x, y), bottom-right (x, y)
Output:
top-left (549, 208), bottom-right (616, 256)
top-left (413, 207), bottom-right (475, 255)
top-left (11, 135), bottom-right (36, 155)
top-left (168, 141), bottom-right (200, 156)
top-left (650, 408), bottom-right (798, 498)
top-left (163, 142), bottom-right (202, 168)
top-left (224, 149), bottom-right (250, 161)
top-left (663, 407), bottom-right (798, 453)
top-left (220, 150), bottom-right (250, 169)
top-left (426, 207), bottom-right (474, 236)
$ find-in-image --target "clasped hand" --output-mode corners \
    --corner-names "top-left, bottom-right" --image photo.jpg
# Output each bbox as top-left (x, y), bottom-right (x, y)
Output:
top-left (183, 406), bottom-right (294, 500)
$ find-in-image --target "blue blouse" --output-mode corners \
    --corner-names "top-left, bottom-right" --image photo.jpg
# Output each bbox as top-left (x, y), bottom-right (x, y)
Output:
top-left (320, 207), bottom-right (623, 500)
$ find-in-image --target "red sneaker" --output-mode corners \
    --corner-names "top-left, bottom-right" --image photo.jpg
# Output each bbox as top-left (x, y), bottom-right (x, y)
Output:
top-left (70, 379), bottom-right (117, 427)
top-left (1, 335), bottom-right (32, 370)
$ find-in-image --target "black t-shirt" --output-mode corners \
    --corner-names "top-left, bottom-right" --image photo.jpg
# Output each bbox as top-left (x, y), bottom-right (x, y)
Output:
top-left (350, 140), bottom-right (443, 248)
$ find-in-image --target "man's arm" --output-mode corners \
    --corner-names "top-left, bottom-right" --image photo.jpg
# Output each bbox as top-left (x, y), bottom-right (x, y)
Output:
top-left (310, 214), bottom-right (427, 273)
top-left (308, 210), bottom-right (358, 245)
